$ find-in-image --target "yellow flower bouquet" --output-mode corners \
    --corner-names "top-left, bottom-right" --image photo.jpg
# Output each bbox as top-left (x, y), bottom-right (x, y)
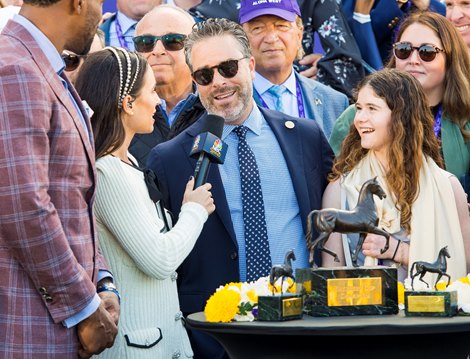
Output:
top-left (204, 276), bottom-right (297, 322)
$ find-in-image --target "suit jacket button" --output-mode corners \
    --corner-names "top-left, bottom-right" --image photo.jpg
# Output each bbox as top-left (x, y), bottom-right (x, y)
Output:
top-left (45, 296), bottom-right (53, 303)
top-left (39, 287), bottom-right (47, 294)
top-left (175, 311), bottom-right (183, 321)
top-left (230, 252), bottom-right (238, 260)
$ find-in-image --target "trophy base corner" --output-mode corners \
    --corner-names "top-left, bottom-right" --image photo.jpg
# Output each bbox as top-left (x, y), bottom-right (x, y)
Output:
top-left (257, 293), bottom-right (303, 321)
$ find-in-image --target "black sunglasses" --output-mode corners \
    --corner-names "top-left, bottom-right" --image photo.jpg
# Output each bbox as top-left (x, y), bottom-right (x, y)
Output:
top-left (393, 42), bottom-right (445, 62)
top-left (192, 57), bottom-right (248, 86)
top-left (62, 51), bottom-right (87, 72)
top-left (133, 33), bottom-right (187, 53)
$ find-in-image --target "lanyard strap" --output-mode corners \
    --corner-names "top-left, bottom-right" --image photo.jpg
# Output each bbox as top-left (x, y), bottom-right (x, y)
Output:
top-left (433, 105), bottom-right (443, 139)
top-left (115, 16), bottom-right (130, 49)
top-left (254, 78), bottom-right (305, 118)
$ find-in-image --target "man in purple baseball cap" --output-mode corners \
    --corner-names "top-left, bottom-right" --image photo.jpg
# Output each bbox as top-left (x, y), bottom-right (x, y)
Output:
top-left (239, 0), bottom-right (349, 139)
top-left (239, 0), bottom-right (301, 24)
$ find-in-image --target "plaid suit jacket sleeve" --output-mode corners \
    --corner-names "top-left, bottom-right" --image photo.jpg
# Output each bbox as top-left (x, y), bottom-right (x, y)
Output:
top-left (0, 27), bottom-right (98, 324)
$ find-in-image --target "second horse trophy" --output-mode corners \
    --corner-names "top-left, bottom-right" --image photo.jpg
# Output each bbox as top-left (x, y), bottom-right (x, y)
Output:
top-left (405, 246), bottom-right (458, 317)
top-left (257, 249), bottom-right (303, 321)
top-left (296, 177), bottom-right (399, 316)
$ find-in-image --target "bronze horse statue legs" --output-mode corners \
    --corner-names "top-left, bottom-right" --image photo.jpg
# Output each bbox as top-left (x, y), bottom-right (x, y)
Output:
top-left (351, 228), bottom-right (390, 267)
top-left (309, 231), bottom-right (339, 267)
top-left (410, 246), bottom-right (451, 290)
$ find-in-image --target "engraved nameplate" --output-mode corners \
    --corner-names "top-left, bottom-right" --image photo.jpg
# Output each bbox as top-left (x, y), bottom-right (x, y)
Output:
top-left (282, 297), bottom-right (303, 317)
top-left (327, 277), bottom-right (382, 306)
top-left (407, 295), bottom-right (445, 312)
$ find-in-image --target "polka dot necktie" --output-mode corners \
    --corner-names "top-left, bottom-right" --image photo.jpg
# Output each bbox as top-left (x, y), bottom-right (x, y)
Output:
top-left (267, 84), bottom-right (287, 113)
top-left (233, 125), bottom-right (272, 282)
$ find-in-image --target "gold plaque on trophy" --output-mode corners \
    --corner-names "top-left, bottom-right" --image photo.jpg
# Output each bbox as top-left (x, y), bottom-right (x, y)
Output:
top-left (407, 295), bottom-right (445, 313)
top-left (327, 277), bottom-right (382, 306)
top-left (282, 297), bottom-right (303, 317)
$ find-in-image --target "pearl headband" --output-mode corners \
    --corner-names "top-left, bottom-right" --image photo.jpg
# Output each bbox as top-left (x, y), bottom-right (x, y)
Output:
top-left (105, 47), bottom-right (141, 109)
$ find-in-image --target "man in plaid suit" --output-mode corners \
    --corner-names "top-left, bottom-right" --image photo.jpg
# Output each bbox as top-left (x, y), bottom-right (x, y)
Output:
top-left (0, 0), bottom-right (119, 358)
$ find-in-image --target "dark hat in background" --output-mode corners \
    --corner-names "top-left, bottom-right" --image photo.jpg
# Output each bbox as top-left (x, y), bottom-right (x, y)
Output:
top-left (239, 0), bottom-right (301, 24)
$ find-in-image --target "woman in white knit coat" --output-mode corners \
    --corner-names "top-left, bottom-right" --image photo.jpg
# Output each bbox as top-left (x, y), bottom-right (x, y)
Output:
top-left (75, 47), bottom-right (215, 358)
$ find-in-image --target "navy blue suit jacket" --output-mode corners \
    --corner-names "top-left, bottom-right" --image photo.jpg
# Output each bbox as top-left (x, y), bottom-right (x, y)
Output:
top-left (148, 106), bottom-right (333, 314)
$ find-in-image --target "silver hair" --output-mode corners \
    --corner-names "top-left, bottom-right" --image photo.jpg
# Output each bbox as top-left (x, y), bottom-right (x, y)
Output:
top-left (184, 18), bottom-right (252, 72)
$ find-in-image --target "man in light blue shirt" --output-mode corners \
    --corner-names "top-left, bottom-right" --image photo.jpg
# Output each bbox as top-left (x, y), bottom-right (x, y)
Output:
top-left (147, 17), bottom-right (334, 358)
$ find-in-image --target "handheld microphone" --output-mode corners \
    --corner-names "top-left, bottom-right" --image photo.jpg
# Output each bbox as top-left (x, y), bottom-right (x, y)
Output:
top-left (190, 114), bottom-right (228, 188)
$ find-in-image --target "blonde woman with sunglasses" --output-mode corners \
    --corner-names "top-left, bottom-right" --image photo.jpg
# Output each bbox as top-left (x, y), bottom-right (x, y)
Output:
top-left (330, 12), bottom-right (470, 184)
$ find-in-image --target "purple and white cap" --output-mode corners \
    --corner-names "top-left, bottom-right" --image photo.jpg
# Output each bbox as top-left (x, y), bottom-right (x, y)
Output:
top-left (239, 0), bottom-right (301, 24)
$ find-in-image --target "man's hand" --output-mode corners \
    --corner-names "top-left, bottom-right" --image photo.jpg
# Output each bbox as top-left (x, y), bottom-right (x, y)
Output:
top-left (298, 53), bottom-right (322, 80)
top-left (98, 290), bottom-right (120, 325)
top-left (77, 301), bottom-right (118, 358)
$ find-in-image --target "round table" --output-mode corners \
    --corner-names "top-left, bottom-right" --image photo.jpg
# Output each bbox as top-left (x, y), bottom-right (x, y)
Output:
top-left (187, 311), bottom-right (470, 359)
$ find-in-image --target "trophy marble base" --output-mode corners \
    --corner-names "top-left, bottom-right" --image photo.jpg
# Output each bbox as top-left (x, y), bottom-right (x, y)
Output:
top-left (296, 266), bottom-right (398, 317)
top-left (257, 294), bottom-right (303, 321)
top-left (404, 290), bottom-right (458, 317)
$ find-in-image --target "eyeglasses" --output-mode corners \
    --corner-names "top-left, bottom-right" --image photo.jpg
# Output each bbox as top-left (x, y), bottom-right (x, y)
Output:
top-left (192, 57), bottom-right (248, 86)
top-left (133, 33), bottom-right (187, 53)
top-left (393, 42), bottom-right (445, 62)
top-left (62, 51), bottom-right (87, 72)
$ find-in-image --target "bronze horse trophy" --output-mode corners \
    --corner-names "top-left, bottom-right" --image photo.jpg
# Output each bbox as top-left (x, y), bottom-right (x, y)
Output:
top-left (410, 246), bottom-right (451, 290)
top-left (269, 249), bottom-right (296, 294)
top-left (306, 177), bottom-right (390, 267)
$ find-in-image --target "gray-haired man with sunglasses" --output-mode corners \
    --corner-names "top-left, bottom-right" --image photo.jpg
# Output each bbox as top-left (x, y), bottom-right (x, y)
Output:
top-left (130, 4), bottom-right (206, 165)
top-left (147, 18), bottom-right (334, 358)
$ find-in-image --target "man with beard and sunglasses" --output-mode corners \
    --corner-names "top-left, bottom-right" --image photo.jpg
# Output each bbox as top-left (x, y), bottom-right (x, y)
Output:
top-left (147, 18), bottom-right (333, 358)
top-left (0, 0), bottom-right (119, 358)
top-left (130, 4), bottom-right (206, 165)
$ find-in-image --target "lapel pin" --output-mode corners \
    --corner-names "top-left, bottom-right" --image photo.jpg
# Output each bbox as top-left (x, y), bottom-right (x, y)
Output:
top-left (314, 98), bottom-right (322, 105)
top-left (285, 120), bottom-right (295, 129)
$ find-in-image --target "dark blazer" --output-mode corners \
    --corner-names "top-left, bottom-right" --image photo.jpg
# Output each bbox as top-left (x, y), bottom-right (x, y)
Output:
top-left (148, 107), bottom-right (332, 357)
top-left (148, 107), bottom-right (333, 313)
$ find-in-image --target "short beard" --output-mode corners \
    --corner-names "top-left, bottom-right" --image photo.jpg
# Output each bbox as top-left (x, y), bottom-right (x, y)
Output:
top-left (201, 84), bottom-right (252, 124)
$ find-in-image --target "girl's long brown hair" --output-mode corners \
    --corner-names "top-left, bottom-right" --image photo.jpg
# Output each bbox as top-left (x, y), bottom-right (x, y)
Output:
top-left (331, 69), bottom-right (443, 233)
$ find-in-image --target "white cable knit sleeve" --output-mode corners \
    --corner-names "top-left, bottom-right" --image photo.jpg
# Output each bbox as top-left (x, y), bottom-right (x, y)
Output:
top-left (94, 158), bottom-right (208, 280)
